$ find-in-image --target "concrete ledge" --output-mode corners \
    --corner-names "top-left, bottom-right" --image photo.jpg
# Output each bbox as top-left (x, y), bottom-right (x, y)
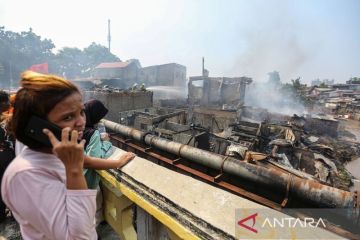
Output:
top-left (99, 147), bottom-right (342, 239)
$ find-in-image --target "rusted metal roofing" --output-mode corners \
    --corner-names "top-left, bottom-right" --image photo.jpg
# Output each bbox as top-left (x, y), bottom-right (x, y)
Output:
top-left (95, 61), bottom-right (131, 69)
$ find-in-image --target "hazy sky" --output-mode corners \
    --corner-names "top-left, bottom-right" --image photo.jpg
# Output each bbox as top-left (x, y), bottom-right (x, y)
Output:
top-left (0, 0), bottom-right (359, 83)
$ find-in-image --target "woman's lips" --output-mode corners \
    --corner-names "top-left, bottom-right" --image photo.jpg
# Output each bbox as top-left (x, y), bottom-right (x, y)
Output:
top-left (77, 130), bottom-right (84, 140)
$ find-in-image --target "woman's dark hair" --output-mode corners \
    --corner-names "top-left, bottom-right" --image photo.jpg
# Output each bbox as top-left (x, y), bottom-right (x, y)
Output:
top-left (0, 90), bottom-right (9, 103)
top-left (84, 99), bottom-right (108, 127)
top-left (11, 71), bottom-right (80, 149)
top-left (0, 90), bottom-right (9, 113)
top-left (83, 99), bottom-right (108, 149)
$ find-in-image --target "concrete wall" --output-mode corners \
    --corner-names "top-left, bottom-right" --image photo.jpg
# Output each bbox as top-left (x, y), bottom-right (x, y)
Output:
top-left (188, 76), bottom-right (251, 106)
top-left (157, 99), bottom-right (188, 108)
top-left (83, 91), bottom-right (153, 123)
top-left (141, 63), bottom-right (186, 87)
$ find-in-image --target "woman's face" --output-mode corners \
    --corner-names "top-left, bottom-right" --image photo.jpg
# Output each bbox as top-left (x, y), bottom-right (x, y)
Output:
top-left (47, 92), bottom-right (86, 140)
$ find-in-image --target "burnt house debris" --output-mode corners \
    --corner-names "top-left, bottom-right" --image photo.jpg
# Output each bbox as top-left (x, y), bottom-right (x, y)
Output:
top-left (104, 118), bottom-right (360, 238)
top-left (188, 76), bottom-right (252, 107)
top-left (76, 60), bottom-right (360, 238)
top-left (306, 80), bottom-right (360, 120)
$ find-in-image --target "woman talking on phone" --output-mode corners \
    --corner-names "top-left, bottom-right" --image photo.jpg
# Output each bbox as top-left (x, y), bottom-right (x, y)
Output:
top-left (1, 71), bottom-right (97, 239)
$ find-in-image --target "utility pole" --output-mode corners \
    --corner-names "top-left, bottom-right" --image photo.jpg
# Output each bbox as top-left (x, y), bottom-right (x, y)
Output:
top-left (107, 19), bottom-right (111, 53)
top-left (202, 57), bottom-right (204, 77)
top-left (9, 61), bottom-right (13, 91)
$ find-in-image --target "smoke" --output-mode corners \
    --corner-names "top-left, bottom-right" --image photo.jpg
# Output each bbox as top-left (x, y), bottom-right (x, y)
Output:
top-left (229, 3), bottom-right (313, 82)
top-left (245, 81), bottom-right (306, 116)
top-left (229, 3), bottom-right (312, 115)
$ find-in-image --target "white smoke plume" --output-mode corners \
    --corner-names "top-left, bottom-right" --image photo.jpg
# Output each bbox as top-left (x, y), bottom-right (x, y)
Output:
top-left (245, 80), bottom-right (306, 116)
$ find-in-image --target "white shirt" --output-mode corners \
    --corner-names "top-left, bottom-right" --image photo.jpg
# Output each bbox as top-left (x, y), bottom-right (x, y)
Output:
top-left (1, 147), bottom-right (97, 240)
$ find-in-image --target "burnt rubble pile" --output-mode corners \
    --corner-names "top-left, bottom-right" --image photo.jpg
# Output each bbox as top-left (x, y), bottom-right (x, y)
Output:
top-left (257, 115), bottom-right (360, 190)
top-left (118, 106), bottom-right (360, 191)
top-left (108, 69), bottom-right (360, 193)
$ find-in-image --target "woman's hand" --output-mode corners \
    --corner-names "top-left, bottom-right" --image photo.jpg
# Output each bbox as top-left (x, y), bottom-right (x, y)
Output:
top-left (116, 152), bottom-right (136, 169)
top-left (100, 132), bottom-right (110, 141)
top-left (44, 127), bottom-right (88, 189)
top-left (44, 127), bottom-right (85, 170)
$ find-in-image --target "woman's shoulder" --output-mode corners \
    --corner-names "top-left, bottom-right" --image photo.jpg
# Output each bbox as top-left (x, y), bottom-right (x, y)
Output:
top-left (8, 149), bottom-right (62, 173)
top-left (4, 150), bottom-right (65, 185)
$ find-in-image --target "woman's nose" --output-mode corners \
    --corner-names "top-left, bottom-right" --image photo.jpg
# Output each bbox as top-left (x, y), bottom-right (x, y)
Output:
top-left (76, 115), bottom-right (86, 127)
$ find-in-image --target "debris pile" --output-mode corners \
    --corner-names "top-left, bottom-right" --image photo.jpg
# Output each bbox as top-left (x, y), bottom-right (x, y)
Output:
top-left (118, 107), bottom-right (360, 191)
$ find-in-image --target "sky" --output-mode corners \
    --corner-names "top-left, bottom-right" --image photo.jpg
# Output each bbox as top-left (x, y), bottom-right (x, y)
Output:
top-left (0, 0), bottom-right (359, 83)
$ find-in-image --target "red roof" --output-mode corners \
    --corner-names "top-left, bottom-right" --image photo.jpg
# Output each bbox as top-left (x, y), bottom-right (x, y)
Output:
top-left (95, 62), bottom-right (131, 69)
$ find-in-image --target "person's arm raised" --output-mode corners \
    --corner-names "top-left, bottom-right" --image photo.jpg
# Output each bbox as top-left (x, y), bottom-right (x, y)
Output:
top-left (44, 127), bottom-right (88, 189)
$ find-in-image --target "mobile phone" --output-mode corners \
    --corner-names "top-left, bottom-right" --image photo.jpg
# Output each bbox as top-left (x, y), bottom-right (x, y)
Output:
top-left (25, 115), bottom-right (63, 147)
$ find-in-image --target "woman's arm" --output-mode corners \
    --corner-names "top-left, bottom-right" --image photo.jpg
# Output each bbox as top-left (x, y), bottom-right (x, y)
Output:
top-left (84, 152), bottom-right (135, 170)
top-left (44, 127), bottom-right (87, 189)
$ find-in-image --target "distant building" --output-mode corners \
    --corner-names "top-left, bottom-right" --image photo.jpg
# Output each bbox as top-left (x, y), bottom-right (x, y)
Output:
top-left (311, 79), bottom-right (322, 86)
top-left (92, 60), bottom-right (141, 88)
top-left (311, 78), bottom-right (334, 86)
top-left (346, 77), bottom-right (360, 84)
top-left (328, 90), bottom-right (354, 98)
top-left (332, 84), bottom-right (360, 91)
top-left (91, 61), bottom-right (186, 89)
top-left (140, 63), bottom-right (186, 87)
top-left (307, 87), bottom-right (333, 99)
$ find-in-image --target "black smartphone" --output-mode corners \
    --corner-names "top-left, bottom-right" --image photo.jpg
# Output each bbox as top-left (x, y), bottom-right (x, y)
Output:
top-left (25, 115), bottom-right (63, 148)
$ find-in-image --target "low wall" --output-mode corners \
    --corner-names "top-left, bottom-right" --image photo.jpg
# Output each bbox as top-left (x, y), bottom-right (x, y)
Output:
top-left (83, 91), bottom-right (153, 122)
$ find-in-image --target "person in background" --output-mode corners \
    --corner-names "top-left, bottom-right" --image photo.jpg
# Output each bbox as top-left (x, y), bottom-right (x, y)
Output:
top-left (83, 99), bottom-right (113, 189)
top-left (0, 90), bottom-right (15, 222)
top-left (1, 71), bottom-right (97, 239)
top-left (7, 93), bottom-right (26, 156)
top-left (82, 99), bottom-right (136, 226)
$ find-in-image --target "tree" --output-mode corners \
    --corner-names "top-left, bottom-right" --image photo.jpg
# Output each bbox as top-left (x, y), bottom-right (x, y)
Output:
top-left (267, 71), bottom-right (281, 86)
top-left (319, 82), bottom-right (328, 88)
top-left (0, 27), bottom-right (122, 84)
top-left (51, 47), bottom-right (85, 79)
top-left (291, 77), bottom-right (302, 90)
top-left (51, 43), bottom-right (121, 79)
top-left (0, 27), bottom-right (55, 87)
top-left (82, 42), bottom-right (120, 77)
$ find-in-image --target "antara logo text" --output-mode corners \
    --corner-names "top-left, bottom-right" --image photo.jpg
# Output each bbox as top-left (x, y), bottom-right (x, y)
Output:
top-left (237, 213), bottom-right (326, 233)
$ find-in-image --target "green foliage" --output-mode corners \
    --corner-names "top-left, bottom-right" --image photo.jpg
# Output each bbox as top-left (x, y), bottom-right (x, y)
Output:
top-left (51, 47), bottom-right (85, 79)
top-left (0, 26), bottom-right (121, 86)
top-left (278, 76), bottom-right (312, 107)
top-left (291, 77), bottom-right (302, 90)
top-left (319, 82), bottom-right (328, 88)
top-left (347, 77), bottom-right (360, 84)
top-left (0, 27), bottom-right (55, 87)
top-left (267, 71), bottom-right (281, 85)
top-left (84, 43), bottom-right (120, 68)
